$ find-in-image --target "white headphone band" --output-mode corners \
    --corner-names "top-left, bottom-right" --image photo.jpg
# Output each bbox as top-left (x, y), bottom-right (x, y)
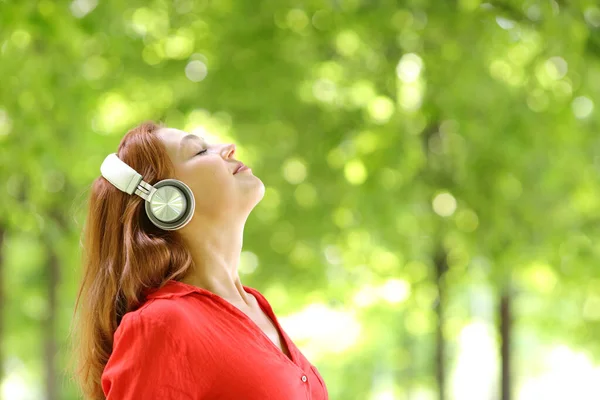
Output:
top-left (100, 153), bottom-right (156, 201)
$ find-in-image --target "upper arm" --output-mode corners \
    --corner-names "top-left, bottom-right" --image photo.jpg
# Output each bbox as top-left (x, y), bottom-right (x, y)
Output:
top-left (101, 313), bottom-right (198, 399)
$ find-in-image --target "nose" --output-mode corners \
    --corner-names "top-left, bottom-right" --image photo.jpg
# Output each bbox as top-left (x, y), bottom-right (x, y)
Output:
top-left (221, 143), bottom-right (236, 159)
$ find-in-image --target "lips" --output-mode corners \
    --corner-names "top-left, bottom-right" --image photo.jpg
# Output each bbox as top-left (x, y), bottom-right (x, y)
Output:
top-left (234, 163), bottom-right (247, 174)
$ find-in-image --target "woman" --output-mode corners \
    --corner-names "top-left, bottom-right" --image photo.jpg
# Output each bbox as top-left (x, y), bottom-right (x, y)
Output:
top-left (69, 121), bottom-right (329, 399)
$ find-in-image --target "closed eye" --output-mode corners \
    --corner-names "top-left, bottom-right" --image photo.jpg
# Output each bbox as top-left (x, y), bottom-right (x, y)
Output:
top-left (196, 149), bottom-right (208, 156)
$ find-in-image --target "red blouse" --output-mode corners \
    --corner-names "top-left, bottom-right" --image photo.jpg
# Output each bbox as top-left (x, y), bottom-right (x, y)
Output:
top-left (101, 279), bottom-right (329, 399)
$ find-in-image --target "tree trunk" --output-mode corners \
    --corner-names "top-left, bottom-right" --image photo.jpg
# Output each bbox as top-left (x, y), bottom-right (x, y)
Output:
top-left (500, 288), bottom-right (512, 400)
top-left (43, 233), bottom-right (60, 400)
top-left (434, 248), bottom-right (448, 400)
top-left (0, 227), bottom-right (5, 387)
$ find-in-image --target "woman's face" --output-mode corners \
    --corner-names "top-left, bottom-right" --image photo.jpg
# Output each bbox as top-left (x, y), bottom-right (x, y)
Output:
top-left (156, 127), bottom-right (264, 222)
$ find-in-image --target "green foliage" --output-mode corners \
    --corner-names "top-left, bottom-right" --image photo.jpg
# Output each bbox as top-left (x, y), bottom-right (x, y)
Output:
top-left (2, 0), bottom-right (600, 398)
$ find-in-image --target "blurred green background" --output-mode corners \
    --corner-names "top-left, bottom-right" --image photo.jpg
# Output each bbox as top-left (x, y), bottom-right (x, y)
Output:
top-left (1, 0), bottom-right (600, 399)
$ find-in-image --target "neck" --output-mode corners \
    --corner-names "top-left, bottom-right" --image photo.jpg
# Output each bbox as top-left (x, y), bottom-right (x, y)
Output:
top-left (179, 218), bottom-right (255, 309)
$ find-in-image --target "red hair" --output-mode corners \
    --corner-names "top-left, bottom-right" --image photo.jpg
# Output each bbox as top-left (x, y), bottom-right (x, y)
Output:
top-left (67, 121), bottom-right (194, 399)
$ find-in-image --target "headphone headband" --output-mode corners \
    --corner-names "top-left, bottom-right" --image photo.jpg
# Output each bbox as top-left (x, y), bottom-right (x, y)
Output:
top-left (100, 153), bottom-right (143, 195)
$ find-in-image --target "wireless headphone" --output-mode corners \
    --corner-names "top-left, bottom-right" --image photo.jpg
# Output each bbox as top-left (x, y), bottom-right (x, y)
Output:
top-left (100, 153), bottom-right (195, 230)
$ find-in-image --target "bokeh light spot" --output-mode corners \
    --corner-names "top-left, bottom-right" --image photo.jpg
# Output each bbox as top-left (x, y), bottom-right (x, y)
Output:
top-left (496, 16), bottom-right (515, 30)
top-left (433, 192), bottom-right (457, 217)
top-left (335, 30), bottom-right (360, 57)
top-left (94, 92), bottom-right (136, 134)
top-left (583, 296), bottom-right (600, 320)
top-left (520, 262), bottom-right (558, 294)
top-left (261, 187), bottom-right (281, 209)
top-left (352, 285), bottom-right (379, 308)
top-left (354, 130), bottom-right (379, 154)
top-left (312, 79), bottom-right (337, 103)
top-left (332, 207), bottom-right (355, 228)
top-left (348, 80), bottom-right (376, 108)
top-left (545, 56), bottom-right (568, 80)
top-left (380, 279), bottom-right (411, 304)
top-left (286, 9), bottom-right (309, 32)
top-left (317, 61), bottom-right (344, 82)
top-left (185, 60), bottom-right (208, 82)
top-left (370, 249), bottom-right (402, 273)
top-left (0, 109), bottom-right (13, 137)
top-left (398, 82), bottom-right (424, 112)
top-left (278, 304), bottom-right (362, 359)
top-left (239, 251), bottom-right (259, 274)
top-left (70, 0), bottom-right (98, 18)
top-left (282, 158), bottom-right (307, 184)
top-left (396, 53), bottom-right (423, 83)
top-left (572, 96), bottom-right (594, 119)
top-left (552, 80), bottom-right (573, 100)
top-left (584, 7), bottom-right (600, 27)
top-left (11, 30), bottom-right (31, 49)
top-left (131, 7), bottom-right (169, 38)
top-left (312, 9), bottom-right (332, 30)
top-left (344, 159), bottom-right (368, 185)
top-left (458, 0), bottom-right (480, 12)
top-left (367, 96), bottom-right (395, 124)
top-left (165, 29), bottom-right (195, 59)
top-left (526, 5), bottom-right (542, 21)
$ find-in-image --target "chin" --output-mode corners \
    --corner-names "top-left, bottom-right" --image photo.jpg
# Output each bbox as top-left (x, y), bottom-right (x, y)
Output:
top-left (251, 180), bottom-right (266, 205)
top-left (234, 175), bottom-right (265, 214)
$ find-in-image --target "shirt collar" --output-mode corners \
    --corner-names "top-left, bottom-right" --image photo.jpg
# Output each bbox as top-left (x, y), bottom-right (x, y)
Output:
top-left (143, 279), bottom-right (257, 301)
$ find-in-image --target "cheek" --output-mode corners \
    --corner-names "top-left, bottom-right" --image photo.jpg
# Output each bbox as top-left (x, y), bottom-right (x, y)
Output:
top-left (181, 159), bottom-right (231, 190)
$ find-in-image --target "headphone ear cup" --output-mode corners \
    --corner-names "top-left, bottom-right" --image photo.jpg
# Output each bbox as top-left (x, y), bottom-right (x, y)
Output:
top-left (145, 179), bottom-right (195, 230)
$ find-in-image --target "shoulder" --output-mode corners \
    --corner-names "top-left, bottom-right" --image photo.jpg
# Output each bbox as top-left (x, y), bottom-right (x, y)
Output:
top-left (117, 297), bottom-right (199, 342)
top-left (139, 297), bottom-right (188, 324)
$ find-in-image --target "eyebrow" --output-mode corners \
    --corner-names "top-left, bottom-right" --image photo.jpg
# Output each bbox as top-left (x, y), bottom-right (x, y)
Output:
top-left (179, 134), bottom-right (204, 154)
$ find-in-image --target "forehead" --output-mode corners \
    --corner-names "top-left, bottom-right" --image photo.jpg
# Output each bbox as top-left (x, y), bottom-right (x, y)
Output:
top-left (157, 128), bottom-right (188, 150)
top-left (157, 127), bottom-right (195, 162)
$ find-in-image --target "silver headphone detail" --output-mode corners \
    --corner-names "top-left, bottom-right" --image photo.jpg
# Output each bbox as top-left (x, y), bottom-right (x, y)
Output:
top-left (100, 153), bottom-right (195, 230)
